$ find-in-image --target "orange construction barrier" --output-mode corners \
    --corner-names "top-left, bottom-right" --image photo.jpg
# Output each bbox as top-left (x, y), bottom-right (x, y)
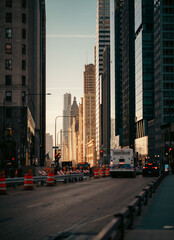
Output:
top-left (105, 168), bottom-right (110, 177)
top-left (24, 173), bottom-right (33, 190)
top-left (94, 168), bottom-right (99, 178)
top-left (47, 172), bottom-right (55, 186)
top-left (99, 168), bottom-right (105, 177)
top-left (0, 174), bottom-right (6, 194)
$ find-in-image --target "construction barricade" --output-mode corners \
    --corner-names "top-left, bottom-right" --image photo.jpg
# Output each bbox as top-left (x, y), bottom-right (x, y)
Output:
top-left (24, 172), bottom-right (34, 190)
top-left (0, 173), bottom-right (6, 195)
top-left (47, 172), bottom-right (55, 186)
top-left (99, 167), bottom-right (105, 177)
top-left (105, 168), bottom-right (110, 177)
top-left (94, 168), bottom-right (99, 178)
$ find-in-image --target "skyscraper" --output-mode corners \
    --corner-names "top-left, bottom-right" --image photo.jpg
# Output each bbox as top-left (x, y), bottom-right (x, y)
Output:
top-left (0, 0), bottom-right (46, 168)
top-left (96, 0), bottom-right (110, 160)
top-left (122, 0), bottom-right (135, 148)
top-left (154, 0), bottom-right (174, 162)
top-left (83, 64), bottom-right (96, 162)
top-left (62, 93), bottom-right (71, 161)
top-left (134, 0), bottom-right (154, 162)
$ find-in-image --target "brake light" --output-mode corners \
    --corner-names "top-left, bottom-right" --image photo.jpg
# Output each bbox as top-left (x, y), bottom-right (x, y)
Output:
top-left (143, 167), bottom-right (148, 169)
top-left (148, 163), bottom-right (152, 165)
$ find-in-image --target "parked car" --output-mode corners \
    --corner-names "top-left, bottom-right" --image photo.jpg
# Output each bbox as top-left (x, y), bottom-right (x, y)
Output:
top-left (142, 163), bottom-right (160, 177)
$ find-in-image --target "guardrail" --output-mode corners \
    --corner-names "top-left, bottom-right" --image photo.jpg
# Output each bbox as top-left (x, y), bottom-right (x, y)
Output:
top-left (93, 172), bottom-right (168, 240)
top-left (5, 173), bottom-right (84, 188)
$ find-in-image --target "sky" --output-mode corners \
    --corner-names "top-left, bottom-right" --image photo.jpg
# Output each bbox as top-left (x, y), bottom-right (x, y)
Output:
top-left (45, 0), bottom-right (97, 144)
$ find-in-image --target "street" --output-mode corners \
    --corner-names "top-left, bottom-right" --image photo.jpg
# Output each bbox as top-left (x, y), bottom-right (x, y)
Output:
top-left (0, 176), bottom-right (155, 240)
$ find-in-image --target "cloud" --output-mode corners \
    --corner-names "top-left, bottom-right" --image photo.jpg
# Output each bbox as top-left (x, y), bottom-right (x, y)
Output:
top-left (46, 34), bottom-right (95, 38)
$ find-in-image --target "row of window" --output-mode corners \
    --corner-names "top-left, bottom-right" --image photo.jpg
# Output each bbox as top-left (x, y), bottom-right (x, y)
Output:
top-left (5, 75), bottom-right (26, 86)
top-left (5, 59), bottom-right (26, 70)
top-left (6, 0), bottom-right (26, 8)
top-left (5, 91), bottom-right (26, 102)
top-left (6, 28), bottom-right (26, 39)
top-left (6, 13), bottom-right (26, 23)
top-left (5, 44), bottom-right (26, 54)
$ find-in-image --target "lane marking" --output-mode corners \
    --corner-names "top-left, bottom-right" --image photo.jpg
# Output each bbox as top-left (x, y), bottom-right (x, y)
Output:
top-left (27, 202), bottom-right (43, 208)
top-left (92, 213), bottom-right (114, 223)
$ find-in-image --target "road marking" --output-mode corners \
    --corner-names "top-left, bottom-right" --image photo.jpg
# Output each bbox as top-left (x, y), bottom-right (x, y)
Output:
top-left (27, 202), bottom-right (43, 208)
top-left (92, 213), bottom-right (114, 223)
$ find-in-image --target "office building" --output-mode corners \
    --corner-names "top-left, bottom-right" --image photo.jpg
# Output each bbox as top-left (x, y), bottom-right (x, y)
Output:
top-left (83, 64), bottom-right (96, 162)
top-left (102, 46), bottom-right (110, 162)
top-left (62, 93), bottom-right (71, 161)
top-left (134, 0), bottom-right (154, 162)
top-left (0, 0), bottom-right (46, 167)
top-left (122, 0), bottom-right (135, 148)
top-left (95, 0), bottom-right (110, 160)
top-left (154, 0), bottom-right (174, 162)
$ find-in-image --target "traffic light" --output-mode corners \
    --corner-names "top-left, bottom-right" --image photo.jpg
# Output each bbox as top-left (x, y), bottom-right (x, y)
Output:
top-left (100, 150), bottom-right (103, 157)
top-left (169, 147), bottom-right (172, 152)
top-left (55, 149), bottom-right (58, 160)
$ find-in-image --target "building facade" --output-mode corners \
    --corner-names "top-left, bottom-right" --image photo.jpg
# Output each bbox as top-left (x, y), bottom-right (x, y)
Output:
top-left (134, 0), bottom-right (154, 163)
top-left (102, 46), bottom-right (110, 163)
top-left (83, 64), bottom-right (96, 162)
top-left (0, 0), bottom-right (46, 168)
top-left (62, 93), bottom-right (71, 161)
top-left (154, 0), bottom-right (174, 165)
top-left (95, 0), bottom-right (110, 160)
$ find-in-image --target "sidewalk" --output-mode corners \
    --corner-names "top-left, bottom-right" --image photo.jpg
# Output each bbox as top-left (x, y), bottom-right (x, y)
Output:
top-left (124, 174), bottom-right (174, 240)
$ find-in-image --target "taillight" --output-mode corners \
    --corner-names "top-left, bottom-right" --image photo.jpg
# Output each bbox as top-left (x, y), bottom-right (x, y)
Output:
top-left (143, 167), bottom-right (148, 169)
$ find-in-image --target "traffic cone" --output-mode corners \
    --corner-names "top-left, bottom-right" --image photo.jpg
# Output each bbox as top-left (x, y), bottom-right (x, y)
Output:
top-left (24, 172), bottom-right (34, 190)
top-left (0, 173), bottom-right (6, 195)
top-left (47, 172), bottom-right (55, 186)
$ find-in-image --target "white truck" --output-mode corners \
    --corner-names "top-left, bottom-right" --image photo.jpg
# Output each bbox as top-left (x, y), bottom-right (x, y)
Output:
top-left (110, 148), bottom-right (136, 177)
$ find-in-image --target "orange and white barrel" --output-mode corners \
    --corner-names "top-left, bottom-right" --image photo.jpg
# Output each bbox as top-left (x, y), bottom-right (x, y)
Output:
top-left (105, 168), bottom-right (110, 177)
top-left (0, 174), bottom-right (6, 194)
top-left (100, 168), bottom-right (105, 177)
top-left (24, 173), bottom-right (33, 190)
top-left (47, 172), bottom-right (55, 186)
top-left (94, 168), bottom-right (99, 178)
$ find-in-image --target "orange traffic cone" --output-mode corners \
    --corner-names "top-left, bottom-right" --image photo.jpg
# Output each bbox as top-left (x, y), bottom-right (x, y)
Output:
top-left (24, 172), bottom-right (34, 190)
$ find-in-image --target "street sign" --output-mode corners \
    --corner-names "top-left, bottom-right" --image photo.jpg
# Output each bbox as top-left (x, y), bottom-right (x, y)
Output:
top-left (53, 146), bottom-right (58, 149)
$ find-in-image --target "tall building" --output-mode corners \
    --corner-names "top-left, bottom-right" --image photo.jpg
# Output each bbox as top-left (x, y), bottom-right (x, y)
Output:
top-left (95, 0), bottom-right (110, 160)
top-left (78, 98), bottom-right (83, 162)
top-left (68, 97), bottom-right (79, 163)
top-left (122, 0), bottom-right (135, 148)
top-left (0, 0), bottom-right (46, 168)
top-left (46, 133), bottom-right (53, 166)
top-left (62, 93), bottom-right (71, 161)
top-left (134, 0), bottom-right (154, 162)
top-left (102, 46), bottom-right (110, 163)
top-left (154, 0), bottom-right (174, 163)
top-left (110, 0), bottom-right (124, 149)
top-left (83, 64), bottom-right (96, 162)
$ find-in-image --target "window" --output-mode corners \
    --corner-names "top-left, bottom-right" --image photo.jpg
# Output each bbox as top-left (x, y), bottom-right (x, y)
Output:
top-left (5, 44), bottom-right (12, 54)
top-left (6, 91), bottom-right (12, 102)
top-left (6, 0), bottom-right (12, 7)
top-left (6, 108), bottom-right (12, 118)
top-left (22, 44), bottom-right (26, 54)
top-left (22, 13), bottom-right (26, 23)
top-left (22, 60), bottom-right (26, 70)
top-left (5, 59), bottom-right (12, 70)
top-left (6, 13), bottom-right (12, 23)
top-left (22, 76), bottom-right (26, 86)
top-left (22, 0), bottom-right (26, 8)
top-left (22, 29), bottom-right (26, 39)
top-left (5, 28), bottom-right (12, 38)
top-left (22, 91), bottom-right (26, 102)
top-left (5, 75), bottom-right (12, 85)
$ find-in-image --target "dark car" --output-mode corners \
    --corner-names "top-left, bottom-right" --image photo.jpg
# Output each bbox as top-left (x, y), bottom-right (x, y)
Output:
top-left (142, 163), bottom-right (160, 177)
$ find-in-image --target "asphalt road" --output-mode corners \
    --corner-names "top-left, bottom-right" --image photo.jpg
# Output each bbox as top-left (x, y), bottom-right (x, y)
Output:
top-left (0, 175), bottom-right (155, 240)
